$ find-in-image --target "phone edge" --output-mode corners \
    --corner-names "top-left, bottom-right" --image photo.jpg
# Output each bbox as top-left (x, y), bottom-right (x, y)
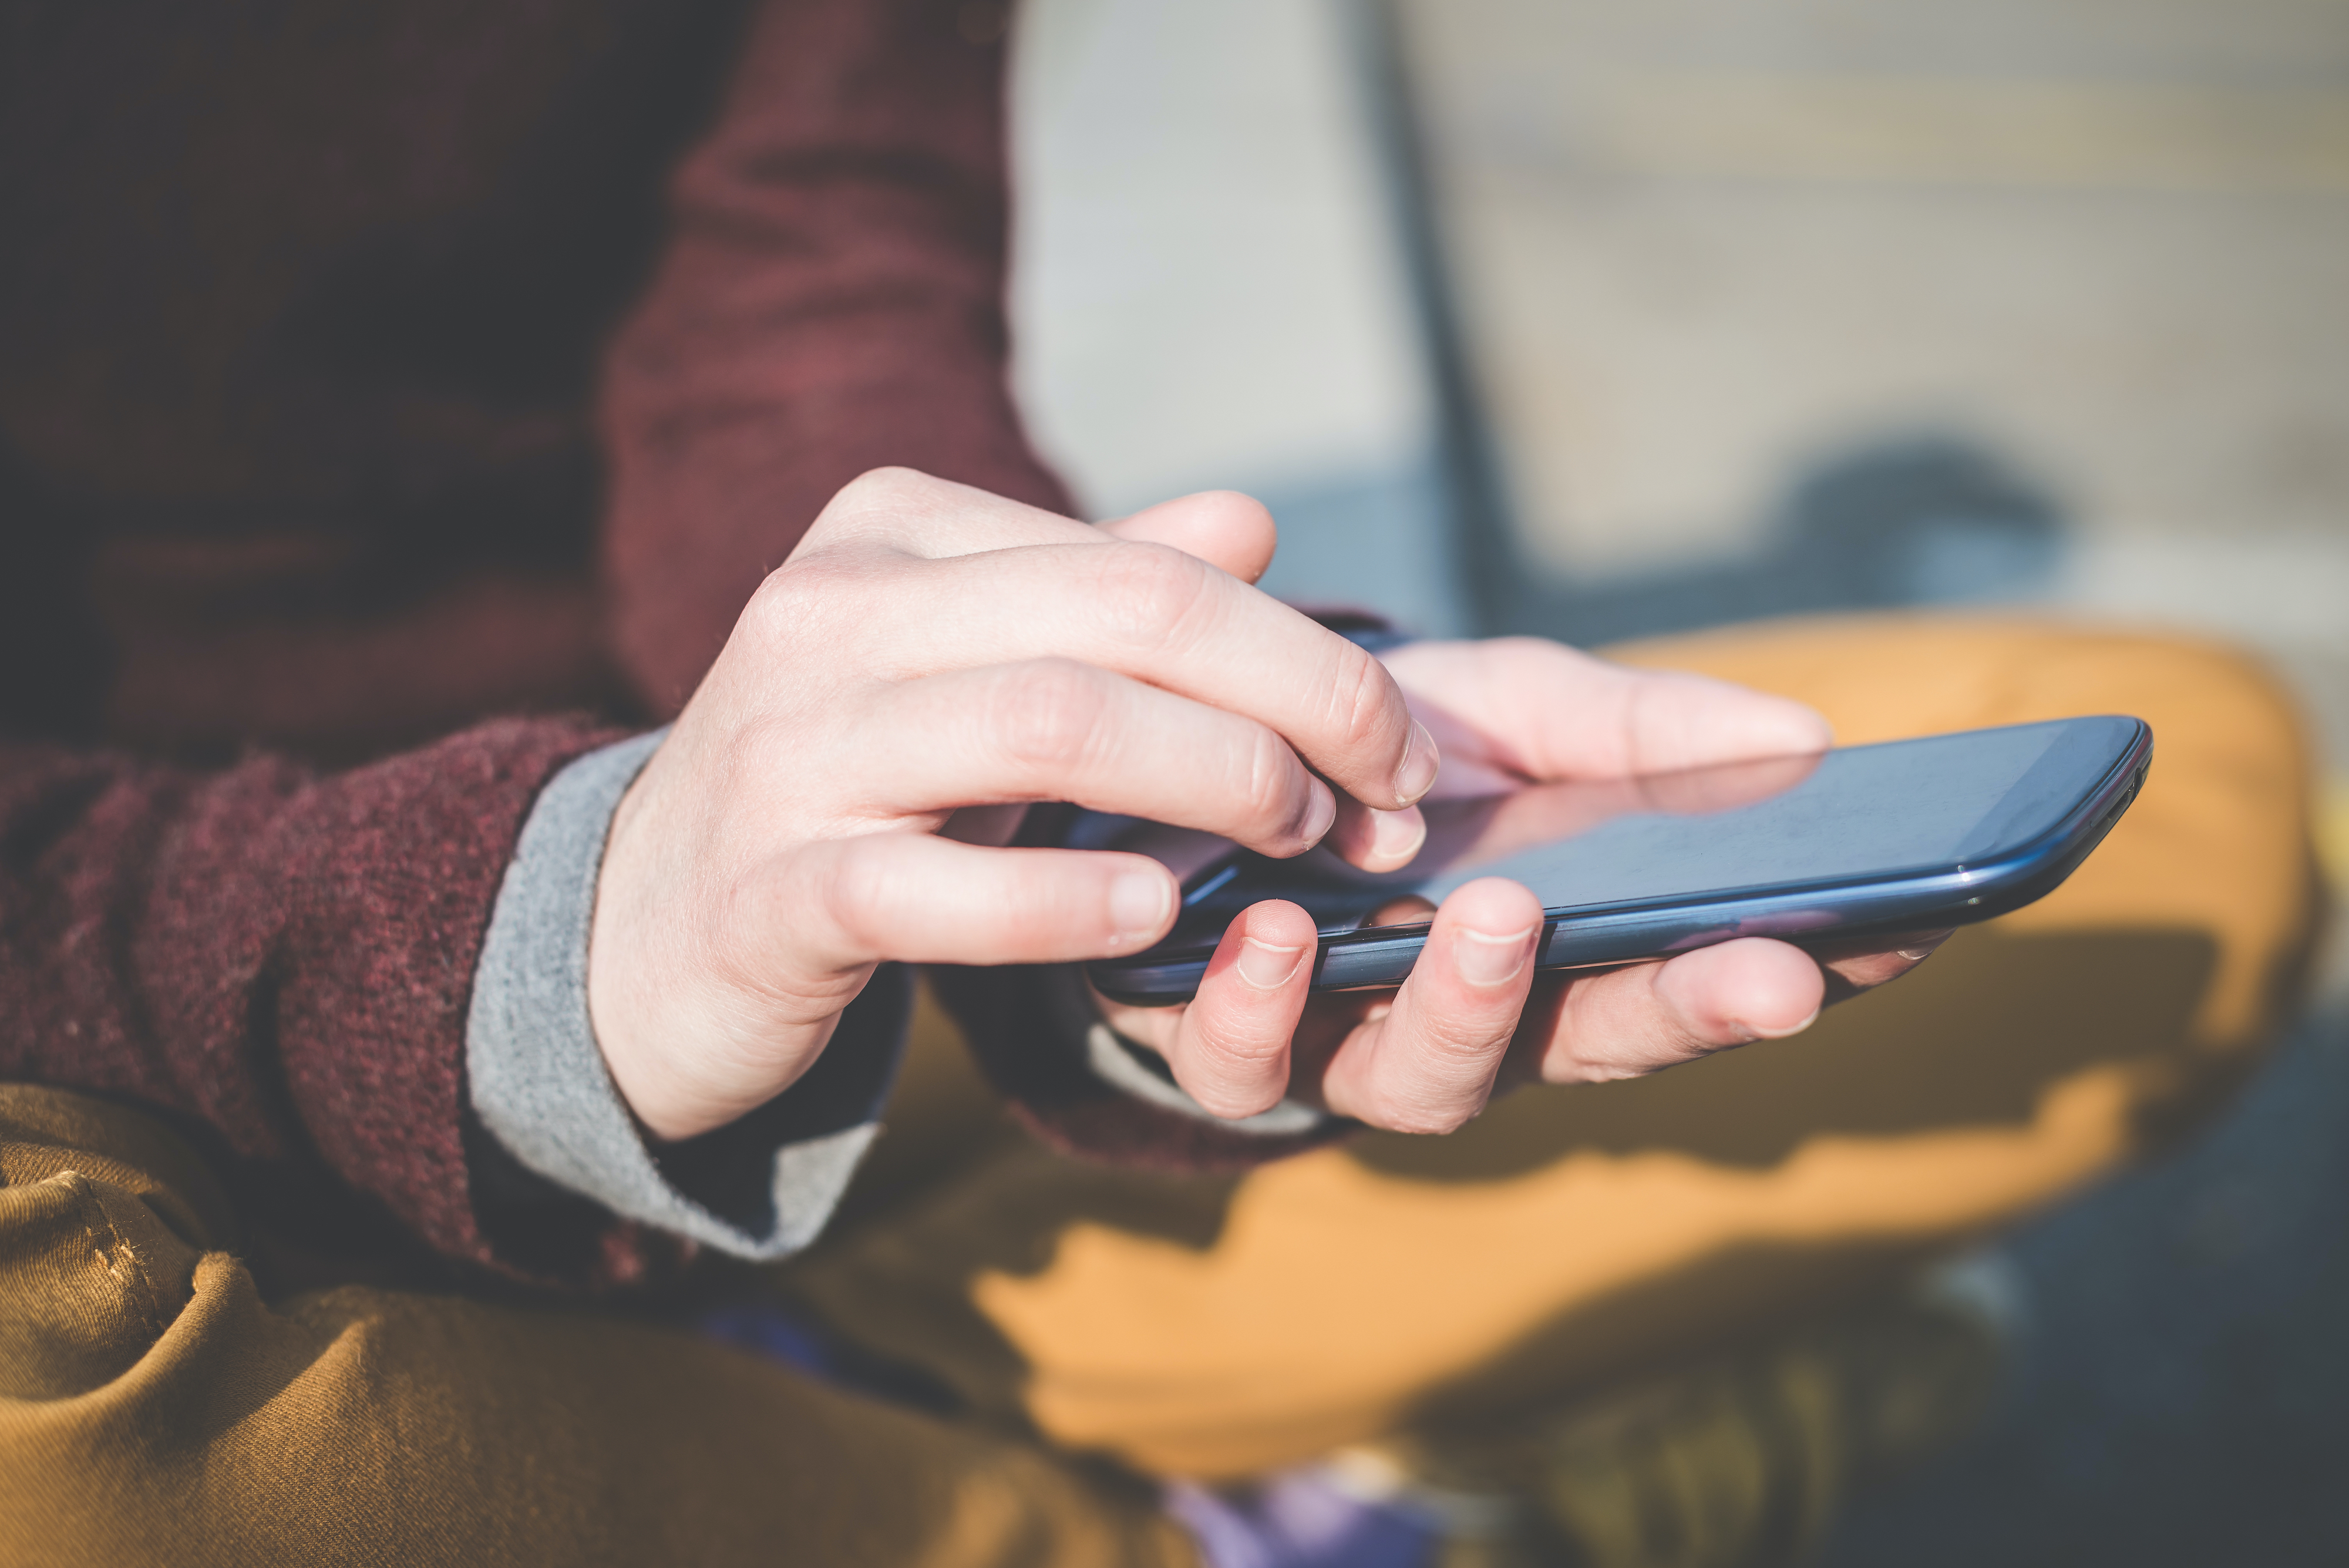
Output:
top-left (1089, 716), bottom-right (2152, 1006)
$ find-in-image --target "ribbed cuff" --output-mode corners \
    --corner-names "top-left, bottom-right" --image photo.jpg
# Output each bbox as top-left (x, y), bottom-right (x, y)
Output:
top-left (466, 731), bottom-right (904, 1261)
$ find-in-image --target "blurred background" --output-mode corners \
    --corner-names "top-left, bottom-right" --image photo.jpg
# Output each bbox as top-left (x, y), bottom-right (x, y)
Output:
top-left (1005, 0), bottom-right (2349, 1559)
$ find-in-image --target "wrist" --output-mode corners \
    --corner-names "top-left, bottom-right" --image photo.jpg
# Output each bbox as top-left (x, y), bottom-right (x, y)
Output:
top-left (586, 749), bottom-right (692, 1140)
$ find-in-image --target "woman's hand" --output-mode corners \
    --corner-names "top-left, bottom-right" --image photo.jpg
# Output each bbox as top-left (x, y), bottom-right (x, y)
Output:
top-left (588, 467), bottom-right (1940, 1145)
top-left (1095, 638), bottom-right (1950, 1132)
top-left (587, 470), bottom-right (1437, 1141)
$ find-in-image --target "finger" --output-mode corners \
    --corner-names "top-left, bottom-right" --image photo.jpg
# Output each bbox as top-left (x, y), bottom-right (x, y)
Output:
top-left (1529, 937), bottom-right (1826, 1084)
top-left (808, 467), bottom-right (1109, 558)
top-left (1607, 666), bottom-right (1835, 774)
top-left (814, 472), bottom-right (1285, 587)
top-left (765, 834), bottom-right (1177, 971)
top-left (1324, 796), bottom-right (1428, 873)
top-left (858, 658), bottom-right (1337, 856)
top-left (1383, 638), bottom-right (1830, 781)
top-left (889, 540), bottom-right (1438, 810)
top-left (1634, 749), bottom-right (1821, 816)
top-left (1155, 900), bottom-right (1321, 1118)
top-left (795, 471), bottom-right (1434, 812)
top-left (1809, 928), bottom-right (1954, 1000)
top-left (1098, 491), bottom-right (1279, 584)
top-left (1319, 877), bottom-right (1543, 1133)
top-left (1365, 894), bottom-right (1439, 927)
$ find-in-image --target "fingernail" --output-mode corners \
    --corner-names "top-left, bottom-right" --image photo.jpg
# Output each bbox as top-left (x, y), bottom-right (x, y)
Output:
top-left (1300, 781), bottom-right (1337, 846)
top-left (1110, 870), bottom-right (1172, 940)
top-left (1739, 1006), bottom-right (1820, 1042)
top-left (1455, 925), bottom-right (1534, 987)
top-left (1234, 937), bottom-right (1306, 990)
top-left (1367, 806), bottom-right (1426, 867)
top-left (1394, 722), bottom-right (1439, 806)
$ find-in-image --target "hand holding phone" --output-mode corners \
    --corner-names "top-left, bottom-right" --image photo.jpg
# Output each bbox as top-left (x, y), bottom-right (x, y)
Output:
top-left (1085, 636), bottom-right (1994, 1132)
top-left (1092, 714), bottom-right (2149, 1003)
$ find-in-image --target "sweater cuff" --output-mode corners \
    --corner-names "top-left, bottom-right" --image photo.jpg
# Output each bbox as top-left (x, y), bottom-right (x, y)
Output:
top-left (466, 732), bottom-right (904, 1261)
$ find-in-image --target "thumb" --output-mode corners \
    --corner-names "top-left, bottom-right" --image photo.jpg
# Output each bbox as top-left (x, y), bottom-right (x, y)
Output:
top-left (1098, 490), bottom-right (1278, 584)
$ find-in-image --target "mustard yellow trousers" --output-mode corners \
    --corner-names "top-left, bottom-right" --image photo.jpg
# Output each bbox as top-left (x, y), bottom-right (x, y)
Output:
top-left (1, 618), bottom-right (2324, 1567)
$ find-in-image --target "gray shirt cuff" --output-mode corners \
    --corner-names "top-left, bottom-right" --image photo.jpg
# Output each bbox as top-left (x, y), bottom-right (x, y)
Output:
top-left (466, 731), bottom-right (904, 1261)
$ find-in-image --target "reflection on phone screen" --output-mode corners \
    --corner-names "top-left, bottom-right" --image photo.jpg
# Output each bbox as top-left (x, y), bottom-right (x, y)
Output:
top-left (1156, 718), bottom-right (2101, 943)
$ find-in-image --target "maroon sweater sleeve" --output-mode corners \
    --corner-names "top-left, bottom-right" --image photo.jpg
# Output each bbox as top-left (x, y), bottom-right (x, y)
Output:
top-left (595, 0), bottom-right (1361, 1176)
top-left (0, 718), bottom-right (636, 1281)
top-left (600, 0), bottom-right (1073, 717)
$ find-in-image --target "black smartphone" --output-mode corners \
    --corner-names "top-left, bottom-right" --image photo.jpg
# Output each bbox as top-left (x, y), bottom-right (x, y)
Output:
top-left (1086, 714), bottom-right (2152, 1006)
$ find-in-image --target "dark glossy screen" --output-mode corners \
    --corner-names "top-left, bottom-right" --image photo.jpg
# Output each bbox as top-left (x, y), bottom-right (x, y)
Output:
top-left (1170, 716), bottom-right (2137, 943)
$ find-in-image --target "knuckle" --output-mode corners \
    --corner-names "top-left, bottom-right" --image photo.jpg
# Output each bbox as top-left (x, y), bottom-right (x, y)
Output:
top-left (1193, 1014), bottom-right (1291, 1076)
top-left (985, 659), bottom-right (1109, 772)
top-left (742, 564), bottom-right (806, 632)
top-left (1421, 977), bottom-right (1527, 1056)
top-left (1093, 542), bottom-right (1216, 647)
top-left (1410, 1020), bottom-right (1507, 1084)
top-left (803, 467), bottom-right (944, 551)
top-left (833, 465), bottom-right (931, 510)
top-left (1327, 640), bottom-right (1401, 752)
top-left (1179, 1035), bottom-right (1286, 1118)
top-left (744, 556), bottom-right (856, 648)
top-left (1361, 1021), bottom-right (1509, 1130)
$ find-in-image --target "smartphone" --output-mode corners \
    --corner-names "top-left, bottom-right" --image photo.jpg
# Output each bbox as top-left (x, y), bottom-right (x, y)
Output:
top-left (1086, 714), bottom-right (2151, 1006)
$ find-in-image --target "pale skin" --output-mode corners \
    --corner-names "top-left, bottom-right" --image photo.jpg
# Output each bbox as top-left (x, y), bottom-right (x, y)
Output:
top-left (588, 468), bottom-right (1945, 1144)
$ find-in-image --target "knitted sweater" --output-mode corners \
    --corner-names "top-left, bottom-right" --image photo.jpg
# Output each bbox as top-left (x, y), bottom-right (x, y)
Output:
top-left (0, 0), bottom-right (1330, 1293)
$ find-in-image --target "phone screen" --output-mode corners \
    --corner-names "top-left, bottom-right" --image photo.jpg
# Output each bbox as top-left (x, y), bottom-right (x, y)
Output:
top-left (1164, 715), bottom-right (2137, 944)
